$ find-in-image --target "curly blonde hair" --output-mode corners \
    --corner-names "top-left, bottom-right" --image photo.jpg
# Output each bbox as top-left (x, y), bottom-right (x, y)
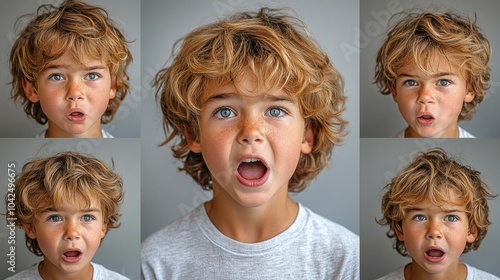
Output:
top-left (377, 148), bottom-right (496, 256)
top-left (7, 151), bottom-right (124, 256)
top-left (375, 11), bottom-right (491, 121)
top-left (9, 0), bottom-right (132, 124)
top-left (154, 7), bottom-right (347, 192)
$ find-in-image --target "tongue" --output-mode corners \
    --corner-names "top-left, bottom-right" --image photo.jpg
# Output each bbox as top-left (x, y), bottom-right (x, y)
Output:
top-left (238, 161), bottom-right (266, 180)
top-left (427, 249), bottom-right (444, 257)
top-left (64, 251), bottom-right (81, 258)
top-left (70, 112), bottom-right (83, 117)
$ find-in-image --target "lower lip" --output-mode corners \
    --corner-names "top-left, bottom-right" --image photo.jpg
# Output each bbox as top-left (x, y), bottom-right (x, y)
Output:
top-left (67, 114), bottom-right (86, 122)
top-left (417, 117), bottom-right (434, 125)
top-left (62, 252), bottom-right (83, 263)
top-left (424, 253), bottom-right (445, 263)
top-left (236, 171), bottom-right (270, 187)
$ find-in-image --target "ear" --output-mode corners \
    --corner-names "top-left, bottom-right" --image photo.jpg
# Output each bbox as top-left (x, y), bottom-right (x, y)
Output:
top-left (466, 225), bottom-right (478, 243)
top-left (395, 226), bottom-right (404, 241)
top-left (390, 87), bottom-right (398, 102)
top-left (108, 83), bottom-right (117, 100)
top-left (184, 126), bottom-right (201, 153)
top-left (23, 223), bottom-right (37, 239)
top-left (22, 79), bottom-right (39, 102)
top-left (463, 86), bottom-right (475, 103)
top-left (100, 223), bottom-right (108, 239)
top-left (301, 127), bottom-right (314, 154)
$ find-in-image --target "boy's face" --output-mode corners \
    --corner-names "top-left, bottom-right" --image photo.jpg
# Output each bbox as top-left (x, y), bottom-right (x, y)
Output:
top-left (23, 196), bottom-right (107, 278)
top-left (189, 71), bottom-right (313, 208)
top-left (395, 190), bottom-right (477, 277)
top-left (391, 55), bottom-right (475, 138)
top-left (23, 52), bottom-right (116, 138)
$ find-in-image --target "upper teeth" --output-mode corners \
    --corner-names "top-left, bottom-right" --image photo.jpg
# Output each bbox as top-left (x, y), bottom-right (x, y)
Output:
top-left (242, 158), bottom-right (260, 163)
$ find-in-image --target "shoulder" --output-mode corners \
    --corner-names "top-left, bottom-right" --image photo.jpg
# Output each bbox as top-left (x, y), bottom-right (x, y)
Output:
top-left (5, 263), bottom-right (41, 280)
top-left (375, 266), bottom-right (405, 280)
top-left (92, 263), bottom-right (129, 280)
top-left (35, 130), bottom-right (46, 138)
top-left (393, 128), bottom-right (405, 138)
top-left (141, 206), bottom-right (206, 279)
top-left (142, 205), bottom-right (203, 259)
top-left (302, 205), bottom-right (359, 247)
top-left (101, 129), bottom-right (114, 138)
top-left (465, 263), bottom-right (499, 280)
top-left (458, 126), bottom-right (475, 138)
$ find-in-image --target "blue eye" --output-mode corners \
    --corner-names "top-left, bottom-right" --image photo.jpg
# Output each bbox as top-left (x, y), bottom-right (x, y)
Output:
top-left (444, 215), bottom-right (459, 222)
top-left (48, 215), bottom-right (62, 222)
top-left (86, 73), bottom-right (100, 81)
top-left (49, 74), bottom-right (64, 81)
top-left (412, 214), bottom-right (426, 221)
top-left (266, 107), bottom-right (286, 118)
top-left (214, 108), bottom-right (235, 119)
top-left (403, 80), bottom-right (418, 87)
top-left (437, 80), bottom-right (451, 86)
top-left (81, 215), bottom-right (94, 222)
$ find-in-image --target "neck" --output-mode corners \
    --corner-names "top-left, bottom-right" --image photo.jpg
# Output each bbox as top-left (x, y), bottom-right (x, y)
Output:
top-left (45, 123), bottom-right (103, 138)
top-left (404, 261), bottom-right (466, 280)
top-left (205, 187), bottom-right (298, 243)
top-left (39, 260), bottom-right (93, 280)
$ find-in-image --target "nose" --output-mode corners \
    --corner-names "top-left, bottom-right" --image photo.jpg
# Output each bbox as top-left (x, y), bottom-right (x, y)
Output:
top-left (63, 220), bottom-right (81, 241)
top-left (426, 219), bottom-right (443, 240)
top-left (417, 84), bottom-right (435, 105)
top-left (237, 114), bottom-right (264, 145)
top-left (66, 80), bottom-right (85, 102)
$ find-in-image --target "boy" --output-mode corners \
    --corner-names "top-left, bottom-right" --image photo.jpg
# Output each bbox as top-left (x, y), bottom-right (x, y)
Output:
top-left (374, 11), bottom-right (491, 138)
top-left (5, 151), bottom-right (128, 279)
top-left (9, 0), bottom-right (132, 138)
top-left (377, 148), bottom-right (498, 279)
top-left (141, 7), bottom-right (359, 280)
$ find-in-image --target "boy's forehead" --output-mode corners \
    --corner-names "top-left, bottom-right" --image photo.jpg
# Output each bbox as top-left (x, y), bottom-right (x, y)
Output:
top-left (406, 188), bottom-right (466, 211)
top-left (45, 51), bottom-right (108, 68)
top-left (398, 52), bottom-right (464, 77)
top-left (202, 73), bottom-right (296, 104)
top-left (39, 192), bottom-right (103, 212)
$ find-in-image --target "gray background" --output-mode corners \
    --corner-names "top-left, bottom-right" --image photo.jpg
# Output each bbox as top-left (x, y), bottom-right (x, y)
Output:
top-left (0, 0), bottom-right (141, 138)
top-left (0, 139), bottom-right (141, 279)
top-left (141, 0), bottom-right (360, 240)
top-left (361, 139), bottom-right (500, 279)
top-left (360, 0), bottom-right (500, 137)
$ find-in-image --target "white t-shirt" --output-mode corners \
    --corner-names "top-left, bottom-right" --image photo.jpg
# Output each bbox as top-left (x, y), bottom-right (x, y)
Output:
top-left (142, 203), bottom-right (359, 280)
top-left (35, 128), bottom-right (114, 138)
top-left (376, 263), bottom-right (499, 280)
top-left (5, 262), bottom-right (129, 280)
top-left (394, 126), bottom-right (475, 138)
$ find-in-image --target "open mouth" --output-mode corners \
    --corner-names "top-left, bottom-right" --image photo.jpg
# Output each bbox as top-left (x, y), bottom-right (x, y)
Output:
top-left (62, 250), bottom-right (83, 263)
top-left (425, 248), bottom-right (445, 262)
top-left (69, 112), bottom-right (84, 117)
top-left (237, 158), bottom-right (268, 181)
top-left (67, 110), bottom-right (86, 122)
top-left (417, 113), bottom-right (435, 125)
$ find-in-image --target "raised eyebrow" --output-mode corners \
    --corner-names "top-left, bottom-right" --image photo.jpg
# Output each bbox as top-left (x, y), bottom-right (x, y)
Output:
top-left (442, 209), bottom-right (464, 213)
top-left (43, 64), bottom-right (107, 71)
top-left (397, 72), bottom-right (457, 78)
top-left (204, 92), bottom-right (236, 104)
top-left (263, 94), bottom-right (295, 103)
top-left (406, 207), bottom-right (424, 212)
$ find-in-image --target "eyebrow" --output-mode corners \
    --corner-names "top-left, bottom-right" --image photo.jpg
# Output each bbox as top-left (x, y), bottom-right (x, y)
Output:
top-left (205, 92), bottom-right (294, 104)
top-left (43, 207), bottom-right (101, 213)
top-left (406, 207), bottom-right (464, 213)
top-left (45, 64), bottom-right (107, 71)
top-left (398, 72), bottom-right (458, 79)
